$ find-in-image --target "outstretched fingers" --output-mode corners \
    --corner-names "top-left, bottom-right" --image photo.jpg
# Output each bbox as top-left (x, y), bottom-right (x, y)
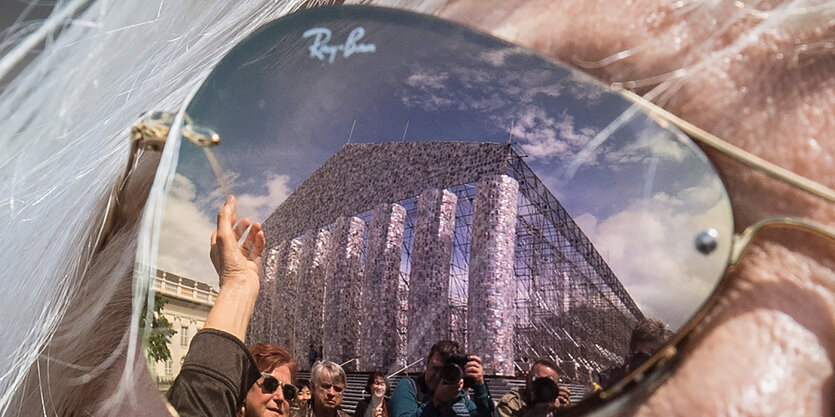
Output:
top-left (210, 230), bottom-right (219, 269)
top-left (248, 223), bottom-right (265, 261)
top-left (216, 195), bottom-right (238, 245)
top-left (233, 217), bottom-right (251, 241)
top-left (240, 223), bottom-right (264, 261)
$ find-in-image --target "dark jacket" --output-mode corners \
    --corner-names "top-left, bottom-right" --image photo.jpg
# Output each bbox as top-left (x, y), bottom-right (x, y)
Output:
top-left (390, 375), bottom-right (495, 417)
top-left (166, 329), bottom-right (261, 417)
top-left (355, 397), bottom-right (390, 417)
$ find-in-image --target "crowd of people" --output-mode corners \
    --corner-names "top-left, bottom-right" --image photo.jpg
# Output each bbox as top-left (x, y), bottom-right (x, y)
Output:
top-left (164, 196), bottom-right (651, 417)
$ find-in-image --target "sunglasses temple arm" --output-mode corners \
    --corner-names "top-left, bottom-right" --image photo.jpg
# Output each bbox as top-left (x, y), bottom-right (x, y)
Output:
top-left (728, 217), bottom-right (835, 271)
top-left (618, 89), bottom-right (835, 205)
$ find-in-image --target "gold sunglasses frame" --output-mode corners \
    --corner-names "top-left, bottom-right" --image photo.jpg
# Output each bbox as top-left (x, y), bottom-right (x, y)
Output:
top-left (559, 90), bottom-right (835, 416)
top-left (120, 9), bottom-right (835, 415)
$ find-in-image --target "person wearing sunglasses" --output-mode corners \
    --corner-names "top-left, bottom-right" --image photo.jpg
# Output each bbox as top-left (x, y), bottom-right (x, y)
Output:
top-left (166, 195), bottom-right (270, 417)
top-left (309, 361), bottom-right (349, 417)
top-left (240, 344), bottom-right (300, 417)
top-left (497, 359), bottom-right (571, 417)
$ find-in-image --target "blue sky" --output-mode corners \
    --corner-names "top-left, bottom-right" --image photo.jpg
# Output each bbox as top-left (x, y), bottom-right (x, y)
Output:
top-left (155, 7), bottom-right (733, 330)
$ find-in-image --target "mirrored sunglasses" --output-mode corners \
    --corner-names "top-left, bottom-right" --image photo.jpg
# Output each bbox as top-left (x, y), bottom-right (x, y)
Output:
top-left (136, 5), bottom-right (835, 414)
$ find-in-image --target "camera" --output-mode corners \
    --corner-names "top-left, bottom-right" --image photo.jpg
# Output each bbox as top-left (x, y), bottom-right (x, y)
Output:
top-left (439, 353), bottom-right (471, 386)
top-left (529, 377), bottom-right (560, 404)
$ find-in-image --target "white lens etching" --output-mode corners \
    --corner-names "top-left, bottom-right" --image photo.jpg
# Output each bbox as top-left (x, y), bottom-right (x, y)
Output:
top-left (145, 6), bottom-right (733, 402)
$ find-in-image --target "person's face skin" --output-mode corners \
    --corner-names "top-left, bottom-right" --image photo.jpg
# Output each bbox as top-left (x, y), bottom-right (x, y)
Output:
top-left (424, 352), bottom-right (445, 392)
top-left (313, 374), bottom-right (344, 411)
top-left (370, 378), bottom-right (386, 398)
top-left (245, 364), bottom-right (292, 417)
top-left (525, 364), bottom-right (558, 394)
top-left (437, 1), bottom-right (834, 415)
top-left (298, 386), bottom-right (311, 403)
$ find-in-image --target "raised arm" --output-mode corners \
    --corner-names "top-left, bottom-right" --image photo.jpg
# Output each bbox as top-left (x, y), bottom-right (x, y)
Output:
top-left (167, 195), bottom-right (264, 416)
top-left (204, 195), bottom-right (265, 342)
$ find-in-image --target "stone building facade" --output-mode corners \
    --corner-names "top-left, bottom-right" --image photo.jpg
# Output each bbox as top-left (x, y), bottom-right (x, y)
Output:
top-left (150, 270), bottom-right (217, 393)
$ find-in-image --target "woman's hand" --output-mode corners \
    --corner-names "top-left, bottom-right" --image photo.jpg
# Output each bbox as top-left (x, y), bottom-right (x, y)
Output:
top-left (204, 195), bottom-right (266, 342)
top-left (210, 195), bottom-right (265, 290)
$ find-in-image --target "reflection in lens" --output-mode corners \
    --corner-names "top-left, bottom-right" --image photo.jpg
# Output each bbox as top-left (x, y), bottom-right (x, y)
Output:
top-left (151, 6), bottom-right (733, 405)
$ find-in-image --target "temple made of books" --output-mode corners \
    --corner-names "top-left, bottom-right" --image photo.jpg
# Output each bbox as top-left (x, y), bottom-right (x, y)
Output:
top-left (252, 142), bottom-right (644, 380)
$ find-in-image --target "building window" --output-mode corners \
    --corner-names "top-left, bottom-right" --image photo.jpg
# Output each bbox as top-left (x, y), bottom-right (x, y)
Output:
top-left (165, 359), bottom-right (172, 376)
top-left (180, 326), bottom-right (189, 346)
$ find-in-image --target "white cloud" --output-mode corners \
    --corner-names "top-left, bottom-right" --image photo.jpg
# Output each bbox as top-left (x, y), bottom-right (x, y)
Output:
top-left (561, 74), bottom-right (604, 104)
top-left (235, 173), bottom-right (292, 222)
top-left (157, 174), bottom-right (219, 287)
top-left (511, 108), bottom-right (596, 161)
top-left (155, 172), bottom-right (293, 287)
top-left (475, 47), bottom-right (596, 104)
top-left (573, 212), bottom-right (599, 237)
top-left (400, 66), bottom-right (510, 113)
top-left (406, 72), bottom-right (449, 90)
top-left (478, 46), bottom-right (526, 67)
top-left (575, 186), bottom-right (731, 329)
top-left (603, 125), bottom-right (688, 166)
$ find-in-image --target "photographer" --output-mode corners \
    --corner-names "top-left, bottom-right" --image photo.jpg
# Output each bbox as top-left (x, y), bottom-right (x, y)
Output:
top-left (390, 341), bottom-right (495, 417)
top-left (598, 319), bottom-right (668, 388)
top-left (497, 359), bottom-right (570, 417)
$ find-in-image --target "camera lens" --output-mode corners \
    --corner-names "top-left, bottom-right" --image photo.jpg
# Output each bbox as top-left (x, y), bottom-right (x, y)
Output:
top-left (530, 377), bottom-right (560, 404)
top-left (440, 362), bottom-right (463, 385)
top-left (440, 353), bottom-right (469, 385)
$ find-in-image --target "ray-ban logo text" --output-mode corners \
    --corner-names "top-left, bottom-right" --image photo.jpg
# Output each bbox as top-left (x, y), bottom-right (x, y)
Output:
top-left (302, 26), bottom-right (376, 63)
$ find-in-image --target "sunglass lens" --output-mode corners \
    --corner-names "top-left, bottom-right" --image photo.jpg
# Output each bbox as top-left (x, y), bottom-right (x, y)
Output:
top-left (168, 5), bottom-right (734, 409)
top-left (262, 375), bottom-right (279, 394)
top-left (283, 384), bottom-right (298, 401)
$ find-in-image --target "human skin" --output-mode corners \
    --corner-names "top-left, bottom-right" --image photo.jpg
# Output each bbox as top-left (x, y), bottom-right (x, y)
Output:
top-left (313, 374), bottom-right (345, 415)
top-left (367, 378), bottom-right (386, 417)
top-left (246, 365), bottom-right (294, 417)
top-left (371, 377), bottom-right (386, 398)
top-left (300, 386), bottom-right (312, 403)
top-left (425, 352), bottom-right (463, 405)
top-left (436, 0), bottom-right (835, 416)
top-left (206, 195), bottom-right (266, 342)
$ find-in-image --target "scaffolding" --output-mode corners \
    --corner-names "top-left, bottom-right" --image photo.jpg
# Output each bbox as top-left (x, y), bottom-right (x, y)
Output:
top-left (265, 142), bottom-right (645, 380)
top-left (506, 149), bottom-right (643, 378)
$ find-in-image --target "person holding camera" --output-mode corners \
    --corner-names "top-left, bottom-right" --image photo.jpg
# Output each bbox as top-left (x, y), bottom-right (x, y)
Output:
top-left (390, 340), bottom-right (495, 417)
top-left (598, 319), bottom-right (668, 388)
top-left (496, 359), bottom-right (570, 417)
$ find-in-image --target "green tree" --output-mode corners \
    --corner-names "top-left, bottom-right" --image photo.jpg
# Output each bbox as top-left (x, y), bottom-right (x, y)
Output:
top-left (140, 292), bottom-right (177, 363)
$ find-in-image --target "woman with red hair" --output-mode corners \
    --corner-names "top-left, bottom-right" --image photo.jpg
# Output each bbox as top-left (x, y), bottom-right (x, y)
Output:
top-left (240, 344), bottom-right (300, 417)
